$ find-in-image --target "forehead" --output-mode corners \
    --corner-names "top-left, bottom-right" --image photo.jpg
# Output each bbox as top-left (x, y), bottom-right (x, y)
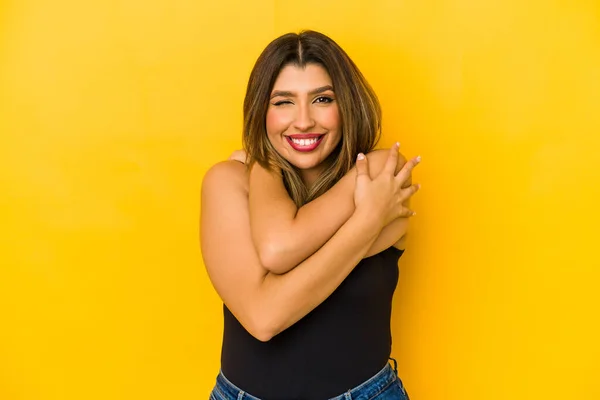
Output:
top-left (272, 64), bottom-right (333, 90)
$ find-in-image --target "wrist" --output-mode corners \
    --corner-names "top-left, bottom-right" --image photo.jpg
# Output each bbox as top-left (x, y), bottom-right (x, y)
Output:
top-left (352, 207), bottom-right (386, 236)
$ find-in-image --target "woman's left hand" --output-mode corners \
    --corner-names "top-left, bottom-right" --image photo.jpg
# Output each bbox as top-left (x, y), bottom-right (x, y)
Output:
top-left (228, 149), bottom-right (247, 164)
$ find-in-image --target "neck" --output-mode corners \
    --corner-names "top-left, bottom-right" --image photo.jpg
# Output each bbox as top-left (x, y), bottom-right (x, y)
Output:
top-left (300, 166), bottom-right (322, 189)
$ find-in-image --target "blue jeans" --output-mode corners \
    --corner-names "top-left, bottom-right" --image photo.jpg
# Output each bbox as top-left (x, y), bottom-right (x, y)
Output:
top-left (210, 359), bottom-right (409, 400)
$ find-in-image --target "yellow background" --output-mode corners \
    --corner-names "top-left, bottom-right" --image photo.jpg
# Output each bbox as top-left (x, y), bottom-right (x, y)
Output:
top-left (1, 0), bottom-right (599, 399)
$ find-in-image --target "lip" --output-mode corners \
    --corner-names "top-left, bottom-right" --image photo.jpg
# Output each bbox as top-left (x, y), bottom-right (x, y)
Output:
top-left (286, 133), bottom-right (325, 139)
top-left (285, 133), bottom-right (325, 153)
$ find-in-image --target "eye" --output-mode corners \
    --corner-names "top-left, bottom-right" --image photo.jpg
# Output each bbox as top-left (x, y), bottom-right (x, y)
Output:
top-left (272, 100), bottom-right (293, 106)
top-left (314, 96), bottom-right (334, 104)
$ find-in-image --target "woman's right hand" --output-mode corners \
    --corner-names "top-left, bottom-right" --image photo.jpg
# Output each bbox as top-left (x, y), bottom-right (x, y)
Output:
top-left (354, 143), bottom-right (421, 227)
top-left (228, 149), bottom-right (248, 164)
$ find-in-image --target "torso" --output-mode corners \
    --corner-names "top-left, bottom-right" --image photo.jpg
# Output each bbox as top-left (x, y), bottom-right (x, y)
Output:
top-left (221, 246), bottom-right (405, 400)
top-left (215, 161), bottom-right (407, 399)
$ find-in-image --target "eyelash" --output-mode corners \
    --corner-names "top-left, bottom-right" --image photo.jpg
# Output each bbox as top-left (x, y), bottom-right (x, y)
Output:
top-left (315, 96), bottom-right (334, 104)
top-left (272, 96), bottom-right (334, 106)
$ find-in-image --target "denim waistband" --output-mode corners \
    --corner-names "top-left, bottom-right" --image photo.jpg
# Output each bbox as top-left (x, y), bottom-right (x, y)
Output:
top-left (214, 361), bottom-right (399, 400)
top-left (214, 371), bottom-right (261, 400)
top-left (330, 362), bottom-right (397, 400)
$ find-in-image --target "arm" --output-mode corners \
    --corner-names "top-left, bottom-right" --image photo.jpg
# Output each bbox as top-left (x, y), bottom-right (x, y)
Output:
top-left (201, 151), bottom-right (406, 342)
top-left (249, 146), bottom-right (420, 273)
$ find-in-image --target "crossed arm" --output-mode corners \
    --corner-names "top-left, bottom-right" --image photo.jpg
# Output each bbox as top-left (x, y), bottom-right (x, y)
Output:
top-left (201, 146), bottom-right (419, 341)
top-left (248, 149), bottom-right (418, 273)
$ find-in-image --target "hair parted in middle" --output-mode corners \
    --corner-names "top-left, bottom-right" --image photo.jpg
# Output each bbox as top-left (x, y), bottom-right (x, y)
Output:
top-left (243, 30), bottom-right (382, 207)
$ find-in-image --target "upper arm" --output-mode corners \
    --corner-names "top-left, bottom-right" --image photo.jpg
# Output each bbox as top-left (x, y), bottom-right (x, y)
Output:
top-left (200, 161), bottom-right (268, 337)
top-left (364, 148), bottom-right (409, 182)
top-left (329, 148), bottom-right (409, 190)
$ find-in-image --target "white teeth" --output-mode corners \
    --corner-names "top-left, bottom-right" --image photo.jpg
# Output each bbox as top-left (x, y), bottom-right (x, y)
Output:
top-left (291, 138), bottom-right (318, 146)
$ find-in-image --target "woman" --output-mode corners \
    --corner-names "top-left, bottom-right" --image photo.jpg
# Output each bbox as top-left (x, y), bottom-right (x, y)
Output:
top-left (201, 31), bottom-right (420, 400)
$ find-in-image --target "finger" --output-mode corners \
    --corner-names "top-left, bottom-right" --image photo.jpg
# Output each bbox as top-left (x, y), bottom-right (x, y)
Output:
top-left (231, 150), bottom-right (248, 164)
top-left (395, 155), bottom-right (420, 183)
top-left (400, 183), bottom-right (421, 199)
top-left (383, 142), bottom-right (400, 175)
top-left (355, 153), bottom-right (370, 179)
top-left (398, 207), bottom-right (417, 217)
top-left (229, 152), bottom-right (245, 164)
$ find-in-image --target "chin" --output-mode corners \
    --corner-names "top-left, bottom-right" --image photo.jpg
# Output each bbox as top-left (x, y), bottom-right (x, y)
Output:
top-left (286, 156), bottom-right (324, 170)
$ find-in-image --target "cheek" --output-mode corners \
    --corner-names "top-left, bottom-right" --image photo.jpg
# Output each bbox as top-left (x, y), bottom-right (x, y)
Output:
top-left (266, 109), bottom-right (289, 136)
top-left (323, 106), bottom-right (341, 131)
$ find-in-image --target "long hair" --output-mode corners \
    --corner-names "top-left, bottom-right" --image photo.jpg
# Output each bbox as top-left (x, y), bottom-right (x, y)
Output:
top-left (243, 30), bottom-right (381, 207)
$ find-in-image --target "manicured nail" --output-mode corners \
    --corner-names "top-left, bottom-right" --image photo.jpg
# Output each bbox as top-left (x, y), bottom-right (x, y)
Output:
top-left (357, 153), bottom-right (365, 160)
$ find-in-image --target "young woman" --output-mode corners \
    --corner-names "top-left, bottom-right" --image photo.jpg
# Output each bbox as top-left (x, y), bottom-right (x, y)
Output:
top-left (201, 30), bottom-right (420, 400)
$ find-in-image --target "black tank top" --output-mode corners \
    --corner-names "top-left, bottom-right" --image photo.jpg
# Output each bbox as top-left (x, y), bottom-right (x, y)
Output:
top-left (220, 247), bottom-right (404, 400)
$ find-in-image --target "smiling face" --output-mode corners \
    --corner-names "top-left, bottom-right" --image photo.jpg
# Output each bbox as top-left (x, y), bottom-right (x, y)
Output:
top-left (266, 63), bottom-right (341, 186)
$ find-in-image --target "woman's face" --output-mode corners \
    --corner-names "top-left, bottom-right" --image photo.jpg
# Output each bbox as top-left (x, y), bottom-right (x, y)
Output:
top-left (266, 63), bottom-right (341, 185)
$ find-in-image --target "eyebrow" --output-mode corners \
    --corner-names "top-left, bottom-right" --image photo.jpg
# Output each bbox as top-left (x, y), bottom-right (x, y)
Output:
top-left (270, 85), bottom-right (334, 99)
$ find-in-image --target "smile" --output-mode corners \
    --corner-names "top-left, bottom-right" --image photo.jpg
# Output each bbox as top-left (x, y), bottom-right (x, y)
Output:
top-left (285, 134), bottom-right (325, 152)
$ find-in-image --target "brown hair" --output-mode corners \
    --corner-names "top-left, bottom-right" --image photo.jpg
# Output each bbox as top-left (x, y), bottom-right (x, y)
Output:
top-left (243, 30), bottom-right (381, 207)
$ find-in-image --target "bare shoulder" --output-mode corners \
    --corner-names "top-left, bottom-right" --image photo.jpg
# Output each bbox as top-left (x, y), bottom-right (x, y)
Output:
top-left (202, 160), bottom-right (249, 196)
top-left (365, 148), bottom-right (407, 175)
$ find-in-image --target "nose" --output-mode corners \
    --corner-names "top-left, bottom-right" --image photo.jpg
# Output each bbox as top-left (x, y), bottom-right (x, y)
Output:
top-left (293, 103), bottom-right (316, 132)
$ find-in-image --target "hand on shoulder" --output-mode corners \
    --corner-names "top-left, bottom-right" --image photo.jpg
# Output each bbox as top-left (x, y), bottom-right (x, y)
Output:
top-left (228, 149), bottom-right (248, 164)
top-left (365, 148), bottom-right (408, 177)
top-left (202, 160), bottom-right (249, 195)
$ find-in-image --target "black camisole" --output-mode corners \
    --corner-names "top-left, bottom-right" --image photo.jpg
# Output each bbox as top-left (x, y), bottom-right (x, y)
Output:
top-left (220, 247), bottom-right (404, 400)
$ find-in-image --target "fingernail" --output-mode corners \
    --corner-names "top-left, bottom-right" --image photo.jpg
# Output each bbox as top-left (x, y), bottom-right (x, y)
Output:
top-left (357, 153), bottom-right (365, 160)
top-left (396, 142), bottom-right (400, 149)
top-left (412, 211), bottom-right (417, 216)
top-left (416, 155), bottom-right (421, 162)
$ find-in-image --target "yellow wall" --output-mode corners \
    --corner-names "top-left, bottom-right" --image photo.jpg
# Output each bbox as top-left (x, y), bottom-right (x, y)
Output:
top-left (1, 1), bottom-right (599, 399)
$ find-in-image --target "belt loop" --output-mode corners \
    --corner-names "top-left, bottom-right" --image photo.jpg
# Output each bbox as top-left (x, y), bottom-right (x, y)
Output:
top-left (237, 391), bottom-right (245, 400)
top-left (345, 392), bottom-right (352, 400)
top-left (389, 357), bottom-right (398, 375)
